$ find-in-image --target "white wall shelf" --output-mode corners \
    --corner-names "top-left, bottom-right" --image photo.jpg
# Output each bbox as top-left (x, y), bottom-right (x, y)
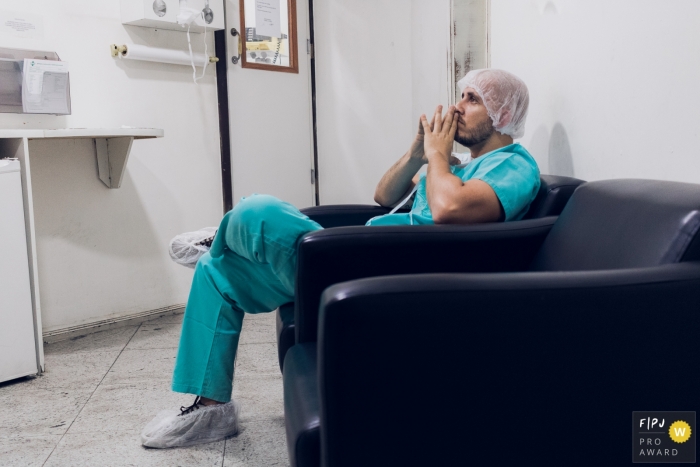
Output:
top-left (0, 128), bottom-right (163, 189)
top-left (0, 128), bottom-right (163, 372)
top-left (0, 128), bottom-right (163, 139)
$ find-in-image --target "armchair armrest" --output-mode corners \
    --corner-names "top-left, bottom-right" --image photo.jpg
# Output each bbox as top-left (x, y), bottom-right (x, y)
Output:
top-left (294, 216), bottom-right (557, 343)
top-left (315, 262), bottom-right (700, 465)
top-left (299, 204), bottom-right (409, 228)
top-left (283, 343), bottom-right (320, 467)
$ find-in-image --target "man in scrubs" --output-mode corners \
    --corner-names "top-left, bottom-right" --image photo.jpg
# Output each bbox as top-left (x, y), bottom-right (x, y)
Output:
top-left (141, 69), bottom-right (540, 448)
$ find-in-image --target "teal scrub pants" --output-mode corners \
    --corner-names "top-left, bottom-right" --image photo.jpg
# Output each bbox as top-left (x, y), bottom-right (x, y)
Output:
top-left (172, 194), bottom-right (322, 402)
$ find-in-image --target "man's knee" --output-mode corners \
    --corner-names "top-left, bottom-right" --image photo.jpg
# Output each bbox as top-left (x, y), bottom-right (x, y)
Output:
top-left (229, 194), bottom-right (290, 227)
top-left (194, 252), bottom-right (222, 281)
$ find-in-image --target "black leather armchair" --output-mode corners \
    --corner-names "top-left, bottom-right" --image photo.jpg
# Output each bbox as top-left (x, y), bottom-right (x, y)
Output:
top-left (276, 174), bottom-right (584, 370)
top-left (283, 179), bottom-right (700, 467)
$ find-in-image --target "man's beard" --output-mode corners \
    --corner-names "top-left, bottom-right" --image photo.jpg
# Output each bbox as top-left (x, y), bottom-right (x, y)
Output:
top-left (455, 117), bottom-right (495, 147)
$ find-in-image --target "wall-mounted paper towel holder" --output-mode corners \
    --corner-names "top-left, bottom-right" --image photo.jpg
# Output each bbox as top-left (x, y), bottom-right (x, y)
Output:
top-left (110, 44), bottom-right (219, 66)
top-left (110, 44), bottom-right (128, 57)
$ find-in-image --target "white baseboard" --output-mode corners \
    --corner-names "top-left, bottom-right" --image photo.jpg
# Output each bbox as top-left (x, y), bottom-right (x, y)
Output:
top-left (42, 304), bottom-right (185, 344)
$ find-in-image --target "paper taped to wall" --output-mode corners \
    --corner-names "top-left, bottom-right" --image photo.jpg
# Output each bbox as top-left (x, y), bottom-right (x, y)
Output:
top-left (255, 0), bottom-right (281, 38)
top-left (22, 59), bottom-right (70, 114)
top-left (0, 11), bottom-right (44, 39)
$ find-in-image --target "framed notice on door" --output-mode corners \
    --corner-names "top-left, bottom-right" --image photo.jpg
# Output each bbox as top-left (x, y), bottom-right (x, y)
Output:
top-left (239, 0), bottom-right (298, 74)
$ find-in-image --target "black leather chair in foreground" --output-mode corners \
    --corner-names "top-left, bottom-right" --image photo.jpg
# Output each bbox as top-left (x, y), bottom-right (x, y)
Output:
top-left (276, 174), bottom-right (584, 370)
top-left (284, 179), bottom-right (700, 467)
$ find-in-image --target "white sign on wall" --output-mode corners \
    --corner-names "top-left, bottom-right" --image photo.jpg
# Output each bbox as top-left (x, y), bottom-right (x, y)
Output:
top-left (0, 11), bottom-right (44, 39)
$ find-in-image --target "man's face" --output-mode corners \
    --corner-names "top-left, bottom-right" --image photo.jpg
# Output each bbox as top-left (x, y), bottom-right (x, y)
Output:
top-left (454, 87), bottom-right (495, 147)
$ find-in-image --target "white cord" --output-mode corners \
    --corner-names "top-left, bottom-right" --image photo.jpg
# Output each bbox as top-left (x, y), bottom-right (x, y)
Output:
top-left (195, 20), bottom-right (208, 83)
top-left (186, 22), bottom-right (197, 83)
top-left (186, 16), bottom-right (209, 84)
top-left (389, 185), bottom-right (418, 215)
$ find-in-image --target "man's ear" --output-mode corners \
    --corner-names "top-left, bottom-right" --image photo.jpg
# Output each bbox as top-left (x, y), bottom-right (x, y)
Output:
top-left (497, 109), bottom-right (512, 129)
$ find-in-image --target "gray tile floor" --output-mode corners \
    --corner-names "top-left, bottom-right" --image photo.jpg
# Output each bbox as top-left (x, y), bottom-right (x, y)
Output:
top-left (0, 311), bottom-right (289, 466)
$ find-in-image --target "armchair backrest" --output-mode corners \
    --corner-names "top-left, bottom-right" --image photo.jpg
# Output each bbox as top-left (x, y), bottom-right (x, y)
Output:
top-left (530, 179), bottom-right (700, 271)
top-left (522, 174), bottom-right (585, 219)
top-left (300, 175), bottom-right (584, 229)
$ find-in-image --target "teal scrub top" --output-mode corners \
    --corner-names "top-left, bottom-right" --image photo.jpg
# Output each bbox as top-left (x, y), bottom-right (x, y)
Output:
top-left (366, 143), bottom-right (541, 226)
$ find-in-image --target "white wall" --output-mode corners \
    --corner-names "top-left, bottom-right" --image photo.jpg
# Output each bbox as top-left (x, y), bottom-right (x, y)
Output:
top-left (411, 1), bottom-right (451, 137)
top-left (314, 0), bottom-right (450, 205)
top-left (491, 0), bottom-right (700, 183)
top-left (0, 0), bottom-right (223, 332)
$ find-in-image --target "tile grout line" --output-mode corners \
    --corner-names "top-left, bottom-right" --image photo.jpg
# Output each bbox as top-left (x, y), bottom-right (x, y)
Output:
top-left (221, 438), bottom-right (227, 467)
top-left (40, 323), bottom-right (143, 466)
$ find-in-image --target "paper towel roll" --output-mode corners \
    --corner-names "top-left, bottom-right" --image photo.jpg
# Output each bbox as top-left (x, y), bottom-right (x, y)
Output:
top-left (121, 44), bottom-right (209, 67)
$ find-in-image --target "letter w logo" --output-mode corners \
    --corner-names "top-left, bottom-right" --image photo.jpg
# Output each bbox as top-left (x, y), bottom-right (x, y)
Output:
top-left (674, 427), bottom-right (686, 436)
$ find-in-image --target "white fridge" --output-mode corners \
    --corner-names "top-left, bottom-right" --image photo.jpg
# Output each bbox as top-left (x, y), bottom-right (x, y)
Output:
top-left (0, 159), bottom-right (39, 382)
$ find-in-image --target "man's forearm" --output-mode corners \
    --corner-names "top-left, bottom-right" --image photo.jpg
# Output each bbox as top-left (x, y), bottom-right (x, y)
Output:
top-left (374, 143), bottom-right (424, 207)
top-left (426, 154), bottom-right (463, 219)
top-left (425, 157), bottom-right (463, 210)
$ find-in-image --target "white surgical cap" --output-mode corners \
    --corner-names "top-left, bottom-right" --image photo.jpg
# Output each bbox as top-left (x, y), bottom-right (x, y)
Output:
top-left (457, 69), bottom-right (529, 139)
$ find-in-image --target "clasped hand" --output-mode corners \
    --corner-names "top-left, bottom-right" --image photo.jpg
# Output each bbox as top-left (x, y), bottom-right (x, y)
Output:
top-left (421, 105), bottom-right (458, 163)
top-left (413, 105), bottom-right (460, 165)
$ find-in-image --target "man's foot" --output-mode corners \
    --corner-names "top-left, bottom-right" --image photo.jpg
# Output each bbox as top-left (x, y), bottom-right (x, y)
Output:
top-left (141, 396), bottom-right (240, 448)
top-left (178, 396), bottom-right (220, 415)
top-left (195, 396), bottom-right (223, 407)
